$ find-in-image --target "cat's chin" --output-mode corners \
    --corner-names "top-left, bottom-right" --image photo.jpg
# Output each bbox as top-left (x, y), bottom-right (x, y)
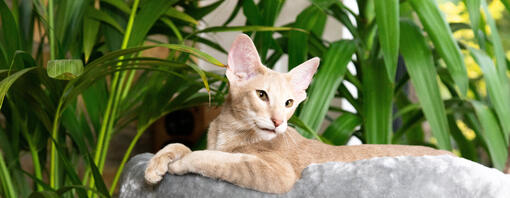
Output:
top-left (255, 128), bottom-right (277, 141)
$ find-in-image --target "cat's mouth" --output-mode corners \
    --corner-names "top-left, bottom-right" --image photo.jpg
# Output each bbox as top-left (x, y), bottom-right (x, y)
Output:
top-left (258, 127), bottom-right (276, 133)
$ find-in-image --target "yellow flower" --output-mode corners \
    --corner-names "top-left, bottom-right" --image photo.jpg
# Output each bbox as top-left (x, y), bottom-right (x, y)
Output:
top-left (477, 80), bottom-right (487, 97)
top-left (453, 29), bottom-right (474, 40)
top-left (489, 0), bottom-right (505, 20)
top-left (464, 55), bottom-right (482, 79)
top-left (439, 1), bottom-right (469, 23)
top-left (467, 89), bottom-right (476, 99)
top-left (456, 120), bottom-right (476, 141)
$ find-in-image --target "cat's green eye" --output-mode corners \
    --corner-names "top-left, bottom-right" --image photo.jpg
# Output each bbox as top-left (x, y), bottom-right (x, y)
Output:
top-left (256, 90), bottom-right (268, 101)
top-left (285, 99), bottom-right (294, 108)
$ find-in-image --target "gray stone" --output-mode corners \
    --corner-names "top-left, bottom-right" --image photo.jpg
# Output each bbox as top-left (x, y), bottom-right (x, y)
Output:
top-left (119, 153), bottom-right (510, 198)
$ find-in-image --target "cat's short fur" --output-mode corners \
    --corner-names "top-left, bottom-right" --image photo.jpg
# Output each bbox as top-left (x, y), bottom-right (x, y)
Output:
top-left (144, 34), bottom-right (452, 194)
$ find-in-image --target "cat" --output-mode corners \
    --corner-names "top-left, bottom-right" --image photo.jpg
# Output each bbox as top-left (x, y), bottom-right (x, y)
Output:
top-left (144, 34), bottom-right (452, 194)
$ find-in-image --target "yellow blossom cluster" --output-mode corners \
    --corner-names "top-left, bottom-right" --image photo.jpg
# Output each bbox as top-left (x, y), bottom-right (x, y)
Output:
top-left (439, 0), bottom-right (505, 88)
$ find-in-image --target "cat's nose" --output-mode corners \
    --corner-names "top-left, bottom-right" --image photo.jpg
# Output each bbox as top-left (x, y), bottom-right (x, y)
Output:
top-left (271, 118), bottom-right (283, 127)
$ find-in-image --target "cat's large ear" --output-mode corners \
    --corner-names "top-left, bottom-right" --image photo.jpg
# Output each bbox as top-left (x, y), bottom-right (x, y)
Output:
top-left (227, 34), bottom-right (263, 85)
top-left (288, 57), bottom-right (320, 101)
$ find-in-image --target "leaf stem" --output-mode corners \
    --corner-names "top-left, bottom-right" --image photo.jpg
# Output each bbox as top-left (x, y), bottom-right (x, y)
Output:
top-left (89, 0), bottom-right (140, 194)
top-left (109, 124), bottom-right (150, 195)
top-left (0, 152), bottom-right (16, 198)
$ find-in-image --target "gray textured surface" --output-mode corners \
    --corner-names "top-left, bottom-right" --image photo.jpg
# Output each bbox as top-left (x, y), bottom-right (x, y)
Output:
top-left (119, 153), bottom-right (510, 198)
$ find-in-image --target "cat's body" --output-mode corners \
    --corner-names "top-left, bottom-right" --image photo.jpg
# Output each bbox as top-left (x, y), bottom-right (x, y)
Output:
top-left (144, 34), bottom-right (452, 194)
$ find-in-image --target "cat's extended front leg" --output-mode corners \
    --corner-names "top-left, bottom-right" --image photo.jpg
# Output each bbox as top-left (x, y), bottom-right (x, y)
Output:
top-left (168, 150), bottom-right (297, 194)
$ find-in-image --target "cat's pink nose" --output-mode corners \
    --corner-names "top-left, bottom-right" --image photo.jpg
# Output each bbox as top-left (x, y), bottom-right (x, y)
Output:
top-left (271, 118), bottom-right (283, 127)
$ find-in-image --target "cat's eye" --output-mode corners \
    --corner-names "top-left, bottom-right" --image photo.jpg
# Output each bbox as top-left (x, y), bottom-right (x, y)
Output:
top-left (256, 90), bottom-right (268, 101)
top-left (285, 99), bottom-right (294, 108)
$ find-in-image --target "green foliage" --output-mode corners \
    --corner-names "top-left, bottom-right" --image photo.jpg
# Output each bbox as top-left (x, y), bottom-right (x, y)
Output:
top-left (1, 0), bottom-right (510, 197)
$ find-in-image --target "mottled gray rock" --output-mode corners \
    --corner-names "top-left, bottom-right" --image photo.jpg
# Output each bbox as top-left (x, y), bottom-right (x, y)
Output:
top-left (119, 153), bottom-right (510, 198)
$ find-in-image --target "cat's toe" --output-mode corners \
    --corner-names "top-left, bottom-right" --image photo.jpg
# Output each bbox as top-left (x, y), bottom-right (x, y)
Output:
top-left (144, 168), bottom-right (163, 184)
top-left (144, 155), bottom-right (173, 184)
top-left (168, 160), bottom-right (187, 175)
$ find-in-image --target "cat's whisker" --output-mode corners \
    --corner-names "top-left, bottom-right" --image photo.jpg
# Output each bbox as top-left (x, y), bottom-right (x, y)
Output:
top-left (281, 133), bottom-right (289, 148)
top-left (286, 132), bottom-right (298, 147)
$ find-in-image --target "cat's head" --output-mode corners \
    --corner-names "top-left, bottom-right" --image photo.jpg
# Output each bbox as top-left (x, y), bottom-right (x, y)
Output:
top-left (226, 34), bottom-right (319, 140)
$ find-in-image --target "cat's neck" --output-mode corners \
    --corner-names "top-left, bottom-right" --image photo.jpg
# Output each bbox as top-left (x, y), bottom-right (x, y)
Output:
top-left (208, 99), bottom-right (271, 151)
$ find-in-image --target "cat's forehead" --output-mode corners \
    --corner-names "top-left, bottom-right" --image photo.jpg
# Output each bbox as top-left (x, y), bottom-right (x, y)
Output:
top-left (249, 69), bottom-right (292, 92)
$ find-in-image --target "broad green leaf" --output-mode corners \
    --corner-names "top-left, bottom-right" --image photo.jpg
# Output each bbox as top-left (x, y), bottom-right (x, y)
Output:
top-left (409, 0), bottom-right (468, 96)
top-left (471, 101), bottom-right (508, 170)
top-left (0, 67), bottom-right (36, 109)
top-left (470, 48), bottom-right (510, 145)
top-left (165, 7), bottom-right (198, 25)
top-left (298, 40), bottom-right (356, 132)
top-left (322, 112), bottom-right (361, 145)
top-left (47, 59), bottom-right (84, 80)
top-left (400, 20), bottom-right (452, 150)
top-left (288, 5), bottom-right (327, 69)
top-left (374, 0), bottom-right (399, 82)
top-left (363, 59), bottom-right (393, 144)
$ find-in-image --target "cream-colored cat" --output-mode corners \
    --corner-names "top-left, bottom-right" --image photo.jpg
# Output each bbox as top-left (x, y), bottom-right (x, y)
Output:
top-left (144, 34), bottom-right (452, 193)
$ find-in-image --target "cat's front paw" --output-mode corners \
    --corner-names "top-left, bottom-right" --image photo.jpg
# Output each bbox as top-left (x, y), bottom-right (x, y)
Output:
top-left (144, 143), bottom-right (191, 184)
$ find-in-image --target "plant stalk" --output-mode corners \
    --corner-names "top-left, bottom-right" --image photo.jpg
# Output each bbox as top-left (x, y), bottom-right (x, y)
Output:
top-left (49, 101), bottom-right (62, 189)
top-left (0, 152), bottom-right (16, 198)
top-left (109, 124), bottom-right (150, 195)
top-left (88, 0), bottom-right (140, 194)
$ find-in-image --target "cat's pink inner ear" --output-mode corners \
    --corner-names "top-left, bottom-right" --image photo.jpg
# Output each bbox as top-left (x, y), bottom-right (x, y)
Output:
top-left (288, 57), bottom-right (320, 99)
top-left (226, 34), bottom-right (262, 83)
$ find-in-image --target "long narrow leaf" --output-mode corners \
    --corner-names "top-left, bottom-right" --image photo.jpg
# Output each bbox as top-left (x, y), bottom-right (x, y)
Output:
top-left (363, 59), bottom-right (393, 144)
top-left (298, 40), bottom-right (356, 132)
top-left (322, 112), bottom-right (361, 145)
top-left (0, 152), bottom-right (16, 198)
top-left (471, 101), bottom-right (508, 170)
top-left (400, 20), bottom-right (452, 150)
top-left (0, 0), bottom-right (21, 63)
top-left (374, 0), bottom-right (399, 82)
top-left (288, 5), bottom-right (327, 69)
top-left (0, 67), bottom-right (37, 109)
top-left (470, 48), bottom-right (510, 145)
top-left (409, 0), bottom-right (468, 96)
